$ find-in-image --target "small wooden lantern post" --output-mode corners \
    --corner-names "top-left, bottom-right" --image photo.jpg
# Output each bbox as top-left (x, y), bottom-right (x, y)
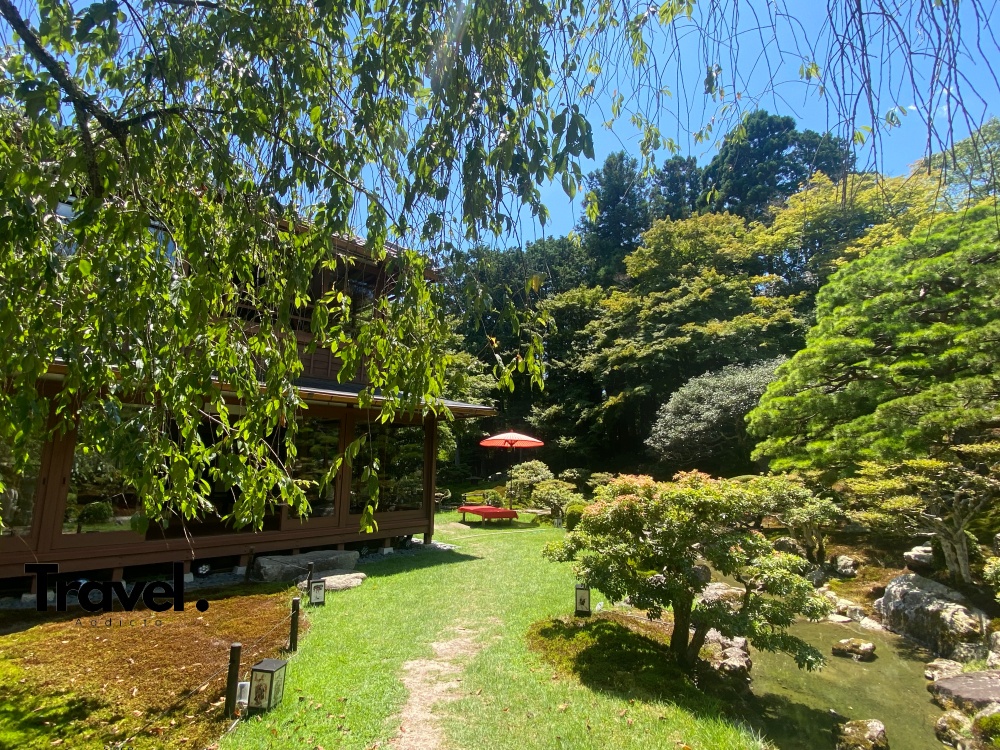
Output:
top-left (248, 658), bottom-right (288, 714)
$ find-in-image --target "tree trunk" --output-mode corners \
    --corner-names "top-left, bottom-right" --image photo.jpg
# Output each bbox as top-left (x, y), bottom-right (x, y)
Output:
top-left (938, 536), bottom-right (962, 582)
top-left (686, 621), bottom-right (711, 666)
top-left (953, 530), bottom-right (973, 584)
top-left (670, 593), bottom-right (694, 667)
top-left (816, 532), bottom-right (826, 566)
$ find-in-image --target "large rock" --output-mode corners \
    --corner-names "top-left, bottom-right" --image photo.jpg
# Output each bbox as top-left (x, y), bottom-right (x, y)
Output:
top-left (926, 659), bottom-right (965, 682)
top-left (253, 549), bottom-right (360, 582)
top-left (904, 545), bottom-right (936, 570)
top-left (874, 574), bottom-right (987, 660)
top-left (930, 672), bottom-right (1000, 714)
top-left (936, 710), bottom-right (972, 746)
top-left (836, 555), bottom-right (860, 578)
top-left (296, 569), bottom-right (366, 592)
top-left (835, 719), bottom-right (889, 750)
top-left (832, 638), bottom-right (877, 662)
top-left (717, 647), bottom-right (753, 680)
top-left (699, 582), bottom-right (745, 606)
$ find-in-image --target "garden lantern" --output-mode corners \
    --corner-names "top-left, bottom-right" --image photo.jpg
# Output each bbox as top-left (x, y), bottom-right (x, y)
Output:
top-left (575, 584), bottom-right (591, 617)
top-left (309, 579), bottom-right (325, 606)
top-left (248, 658), bottom-right (287, 713)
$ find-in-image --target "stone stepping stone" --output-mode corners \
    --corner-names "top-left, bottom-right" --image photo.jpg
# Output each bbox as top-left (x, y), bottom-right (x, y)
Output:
top-left (296, 569), bottom-right (367, 592)
top-left (929, 670), bottom-right (1000, 713)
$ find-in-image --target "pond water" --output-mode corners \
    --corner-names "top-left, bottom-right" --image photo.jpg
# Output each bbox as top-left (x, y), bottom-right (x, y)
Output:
top-left (748, 620), bottom-right (942, 750)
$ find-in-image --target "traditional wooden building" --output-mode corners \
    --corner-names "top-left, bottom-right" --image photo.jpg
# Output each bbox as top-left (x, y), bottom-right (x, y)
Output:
top-left (0, 235), bottom-right (492, 586)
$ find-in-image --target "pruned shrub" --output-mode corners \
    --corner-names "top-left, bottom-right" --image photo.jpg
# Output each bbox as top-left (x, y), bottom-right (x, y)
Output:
top-left (532, 479), bottom-right (583, 519)
top-left (508, 460), bottom-right (554, 505)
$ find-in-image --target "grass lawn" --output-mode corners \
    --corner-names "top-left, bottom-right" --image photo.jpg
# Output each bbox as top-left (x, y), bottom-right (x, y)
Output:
top-left (1, 514), bottom-right (782, 749)
top-left (223, 513), bottom-right (769, 750)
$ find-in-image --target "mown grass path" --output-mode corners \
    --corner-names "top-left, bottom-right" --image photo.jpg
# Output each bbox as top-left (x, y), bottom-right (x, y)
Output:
top-left (224, 514), bottom-right (768, 750)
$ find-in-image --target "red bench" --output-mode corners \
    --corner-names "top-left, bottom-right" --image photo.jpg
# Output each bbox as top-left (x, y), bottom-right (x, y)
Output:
top-left (457, 505), bottom-right (519, 525)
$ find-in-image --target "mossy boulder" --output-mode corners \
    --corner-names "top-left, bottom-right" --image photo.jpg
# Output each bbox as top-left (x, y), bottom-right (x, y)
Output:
top-left (835, 719), bottom-right (889, 750)
top-left (972, 703), bottom-right (1000, 743)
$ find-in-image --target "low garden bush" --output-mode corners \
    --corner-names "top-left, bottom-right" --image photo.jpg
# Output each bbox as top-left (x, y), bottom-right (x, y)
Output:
top-left (564, 501), bottom-right (588, 531)
top-left (532, 479), bottom-right (584, 520)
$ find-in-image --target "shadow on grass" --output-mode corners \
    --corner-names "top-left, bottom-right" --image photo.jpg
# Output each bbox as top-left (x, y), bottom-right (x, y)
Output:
top-left (529, 615), bottom-right (842, 750)
top-left (357, 548), bottom-right (481, 579)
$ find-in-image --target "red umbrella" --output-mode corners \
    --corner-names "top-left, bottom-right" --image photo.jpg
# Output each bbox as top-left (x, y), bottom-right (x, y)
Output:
top-left (479, 432), bottom-right (544, 509)
top-left (479, 431), bottom-right (544, 449)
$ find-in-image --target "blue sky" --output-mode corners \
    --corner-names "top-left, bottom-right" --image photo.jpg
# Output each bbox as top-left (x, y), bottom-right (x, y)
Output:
top-left (510, 2), bottom-right (1000, 243)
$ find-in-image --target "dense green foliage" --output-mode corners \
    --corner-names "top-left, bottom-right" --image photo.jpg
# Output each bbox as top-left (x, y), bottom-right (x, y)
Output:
top-left (0, 0), bottom-right (616, 530)
top-left (749, 201), bottom-right (1000, 475)
top-left (452, 138), bottom-right (940, 473)
top-left (646, 358), bottom-right (784, 473)
top-left (844, 454), bottom-right (1000, 583)
top-left (700, 110), bottom-right (853, 221)
top-left (531, 478), bottom-right (584, 518)
top-left (507, 460), bottom-right (554, 505)
top-left (545, 472), bottom-right (830, 670)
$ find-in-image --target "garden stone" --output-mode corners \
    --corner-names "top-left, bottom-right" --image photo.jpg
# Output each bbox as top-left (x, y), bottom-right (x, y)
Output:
top-left (717, 647), bottom-right (752, 680)
top-left (805, 566), bottom-right (828, 587)
top-left (699, 582), bottom-right (744, 606)
top-left (773, 536), bottom-right (807, 557)
top-left (875, 574), bottom-right (987, 660)
top-left (846, 605), bottom-right (866, 622)
top-left (704, 629), bottom-right (748, 653)
top-left (835, 719), bottom-right (889, 750)
top-left (832, 638), bottom-right (877, 662)
top-left (904, 545), bottom-right (935, 570)
top-left (929, 671), bottom-right (1000, 714)
top-left (952, 643), bottom-right (990, 663)
top-left (859, 617), bottom-right (884, 632)
top-left (253, 549), bottom-right (360, 582)
top-left (972, 703), bottom-right (1000, 742)
top-left (956, 739), bottom-right (991, 750)
top-left (296, 569), bottom-right (367, 592)
top-left (836, 555), bottom-right (860, 577)
top-left (936, 710), bottom-right (972, 746)
top-left (988, 652), bottom-right (1000, 670)
top-left (926, 659), bottom-right (965, 681)
top-left (828, 614), bottom-right (853, 624)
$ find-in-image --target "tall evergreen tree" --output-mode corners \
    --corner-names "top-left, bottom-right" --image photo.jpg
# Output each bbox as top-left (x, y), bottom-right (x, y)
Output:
top-left (649, 155), bottom-right (702, 222)
top-left (748, 200), bottom-right (1000, 475)
top-left (700, 110), bottom-right (853, 221)
top-left (580, 151), bottom-right (650, 286)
